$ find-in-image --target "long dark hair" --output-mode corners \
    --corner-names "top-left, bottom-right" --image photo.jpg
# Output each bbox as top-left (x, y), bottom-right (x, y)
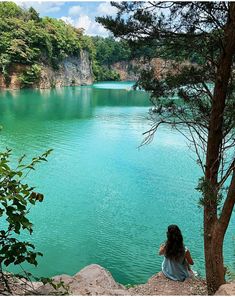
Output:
top-left (165, 225), bottom-right (185, 261)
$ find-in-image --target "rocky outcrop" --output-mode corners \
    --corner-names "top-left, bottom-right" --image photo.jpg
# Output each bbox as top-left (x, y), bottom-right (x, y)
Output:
top-left (36, 264), bottom-right (128, 295)
top-left (3, 264), bottom-right (207, 296)
top-left (112, 58), bottom-right (194, 82)
top-left (215, 282), bottom-right (235, 295)
top-left (112, 60), bottom-right (140, 81)
top-left (0, 50), bottom-right (93, 90)
top-left (129, 272), bottom-right (207, 295)
top-left (39, 51), bottom-right (93, 89)
top-left (0, 64), bottom-right (26, 89)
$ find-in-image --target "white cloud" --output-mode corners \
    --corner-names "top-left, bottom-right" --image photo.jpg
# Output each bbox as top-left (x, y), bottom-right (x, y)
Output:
top-left (16, 1), bottom-right (64, 14)
top-left (76, 15), bottom-right (92, 31)
top-left (97, 2), bottom-right (118, 16)
top-left (74, 14), bottom-right (109, 37)
top-left (68, 5), bottom-right (82, 16)
top-left (60, 16), bottom-right (75, 26)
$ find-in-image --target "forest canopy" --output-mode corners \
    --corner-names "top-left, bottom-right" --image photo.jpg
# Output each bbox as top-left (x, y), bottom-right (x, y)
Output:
top-left (0, 2), bottom-right (136, 83)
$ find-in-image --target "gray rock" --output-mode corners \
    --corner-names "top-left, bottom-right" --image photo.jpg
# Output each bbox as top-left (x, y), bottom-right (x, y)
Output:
top-left (36, 264), bottom-right (128, 295)
top-left (39, 51), bottom-right (93, 89)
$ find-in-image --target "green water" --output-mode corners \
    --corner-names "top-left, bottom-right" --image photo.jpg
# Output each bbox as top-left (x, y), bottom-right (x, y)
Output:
top-left (0, 82), bottom-right (235, 284)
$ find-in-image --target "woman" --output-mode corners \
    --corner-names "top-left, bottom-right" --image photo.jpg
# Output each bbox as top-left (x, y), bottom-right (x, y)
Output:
top-left (159, 224), bottom-right (194, 281)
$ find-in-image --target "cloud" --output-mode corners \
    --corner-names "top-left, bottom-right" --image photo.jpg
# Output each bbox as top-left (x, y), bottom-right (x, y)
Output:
top-left (16, 1), bottom-right (64, 15)
top-left (60, 14), bottom-right (106, 37)
top-left (60, 16), bottom-right (75, 26)
top-left (76, 15), bottom-right (92, 31)
top-left (16, 1), bottom-right (114, 37)
top-left (68, 5), bottom-right (82, 16)
top-left (97, 2), bottom-right (118, 16)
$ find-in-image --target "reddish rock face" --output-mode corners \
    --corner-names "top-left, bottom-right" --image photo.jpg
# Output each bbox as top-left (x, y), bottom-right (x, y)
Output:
top-left (112, 58), bottom-right (196, 82)
top-left (0, 64), bottom-right (26, 89)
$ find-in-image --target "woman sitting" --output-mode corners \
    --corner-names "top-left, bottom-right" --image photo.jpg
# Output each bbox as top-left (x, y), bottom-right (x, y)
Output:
top-left (159, 224), bottom-right (194, 281)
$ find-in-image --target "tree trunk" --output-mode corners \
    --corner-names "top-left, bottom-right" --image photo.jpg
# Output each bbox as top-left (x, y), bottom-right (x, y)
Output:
top-left (204, 3), bottom-right (235, 295)
top-left (204, 218), bottom-right (225, 295)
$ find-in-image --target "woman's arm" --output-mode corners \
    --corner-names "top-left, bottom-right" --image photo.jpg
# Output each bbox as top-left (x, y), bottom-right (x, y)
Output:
top-left (185, 249), bottom-right (194, 265)
top-left (159, 244), bottom-right (165, 255)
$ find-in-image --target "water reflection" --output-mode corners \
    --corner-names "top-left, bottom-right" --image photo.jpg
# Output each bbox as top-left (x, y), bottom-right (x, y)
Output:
top-left (0, 86), bottom-right (150, 123)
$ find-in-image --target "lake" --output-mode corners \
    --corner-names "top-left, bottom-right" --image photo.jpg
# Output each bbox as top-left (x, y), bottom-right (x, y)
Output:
top-left (0, 81), bottom-right (234, 284)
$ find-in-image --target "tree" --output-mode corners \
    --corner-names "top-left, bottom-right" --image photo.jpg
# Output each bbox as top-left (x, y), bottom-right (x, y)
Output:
top-left (97, 2), bottom-right (235, 294)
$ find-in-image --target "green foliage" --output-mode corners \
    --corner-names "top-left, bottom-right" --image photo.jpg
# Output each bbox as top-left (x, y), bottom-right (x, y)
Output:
top-left (40, 277), bottom-right (70, 295)
top-left (0, 2), bottom-right (92, 85)
top-left (19, 64), bottom-right (41, 87)
top-left (0, 2), bottom-right (23, 18)
top-left (0, 2), bottom-right (137, 84)
top-left (42, 17), bottom-right (83, 65)
top-left (0, 53), bottom-right (11, 86)
top-left (0, 148), bottom-right (52, 271)
top-left (196, 177), bottom-right (223, 207)
top-left (93, 64), bottom-right (120, 81)
top-left (92, 36), bottom-right (131, 65)
top-left (91, 36), bottom-right (131, 81)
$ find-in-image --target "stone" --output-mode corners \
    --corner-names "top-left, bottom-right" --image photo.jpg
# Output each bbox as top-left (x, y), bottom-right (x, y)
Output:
top-left (36, 264), bottom-right (128, 296)
top-left (215, 282), bottom-right (235, 295)
top-left (1, 265), bottom-right (208, 295)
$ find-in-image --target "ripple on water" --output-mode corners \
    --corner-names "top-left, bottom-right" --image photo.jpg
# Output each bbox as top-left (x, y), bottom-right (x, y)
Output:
top-left (0, 84), bottom-right (235, 284)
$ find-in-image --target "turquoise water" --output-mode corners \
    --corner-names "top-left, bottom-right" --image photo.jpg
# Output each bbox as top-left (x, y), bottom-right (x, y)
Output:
top-left (0, 82), bottom-right (235, 284)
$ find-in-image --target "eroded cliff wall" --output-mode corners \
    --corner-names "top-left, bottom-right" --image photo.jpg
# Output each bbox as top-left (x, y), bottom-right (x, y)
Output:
top-left (0, 50), bottom-right (93, 90)
top-left (112, 58), bottom-right (192, 81)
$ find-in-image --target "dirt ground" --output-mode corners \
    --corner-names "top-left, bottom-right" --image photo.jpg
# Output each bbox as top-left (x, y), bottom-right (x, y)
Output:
top-left (128, 272), bottom-right (208, 295)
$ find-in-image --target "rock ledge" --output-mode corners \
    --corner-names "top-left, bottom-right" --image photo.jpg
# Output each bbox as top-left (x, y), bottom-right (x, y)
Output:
top-left (3, 264), bottom-right (208, 295)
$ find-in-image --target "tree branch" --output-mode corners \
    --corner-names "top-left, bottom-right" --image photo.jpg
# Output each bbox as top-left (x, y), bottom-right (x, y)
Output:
top-left (219, 168), bottom-right (235, 235)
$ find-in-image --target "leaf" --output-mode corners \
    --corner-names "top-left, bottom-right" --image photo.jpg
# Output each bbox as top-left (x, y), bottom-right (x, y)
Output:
top-left (18, 154), bottom-right (26, 164)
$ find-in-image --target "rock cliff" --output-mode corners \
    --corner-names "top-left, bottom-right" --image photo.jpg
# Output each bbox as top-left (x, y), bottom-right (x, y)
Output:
top-left (112, 58), bottom-right (194, 82)
top-left (39, 51), bottom-right (93, 89)
top-left (0, 50), bottom-right (93, 90)
top-left (111, 60), bottom-right (140, 81)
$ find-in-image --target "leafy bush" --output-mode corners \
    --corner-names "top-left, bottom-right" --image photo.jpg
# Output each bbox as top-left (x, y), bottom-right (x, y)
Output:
top-left (0, 148), bottom-right (52, 293)
top-left (93, 64), bottom-right (120, 81)
top-left (19, 64), bottom-right (41, 87)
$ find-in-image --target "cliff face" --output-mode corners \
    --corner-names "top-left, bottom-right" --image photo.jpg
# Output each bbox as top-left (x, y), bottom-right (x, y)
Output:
top-left (111, 60), bottom-right (139, 81)
top-left (39, 51), bottom-right (93, 89)
top-left (0, 50), bottom-right (93, 90)
top-left (112, 58), bottom-right (193, 81)
top-left (111, 58), bottom-right (165, 81)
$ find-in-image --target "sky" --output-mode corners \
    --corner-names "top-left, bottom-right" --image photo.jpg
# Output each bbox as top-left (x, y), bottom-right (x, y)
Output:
top-left (14, 1), bottom-right (119, 36)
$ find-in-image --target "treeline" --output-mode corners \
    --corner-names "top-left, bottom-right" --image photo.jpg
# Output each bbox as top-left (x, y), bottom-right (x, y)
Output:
top-left (91, 36), bottom-right (131, 81)
top-left (0, 2), bottom-right (134, 87)
top-left (0, 2), bottom-right (90, 86)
